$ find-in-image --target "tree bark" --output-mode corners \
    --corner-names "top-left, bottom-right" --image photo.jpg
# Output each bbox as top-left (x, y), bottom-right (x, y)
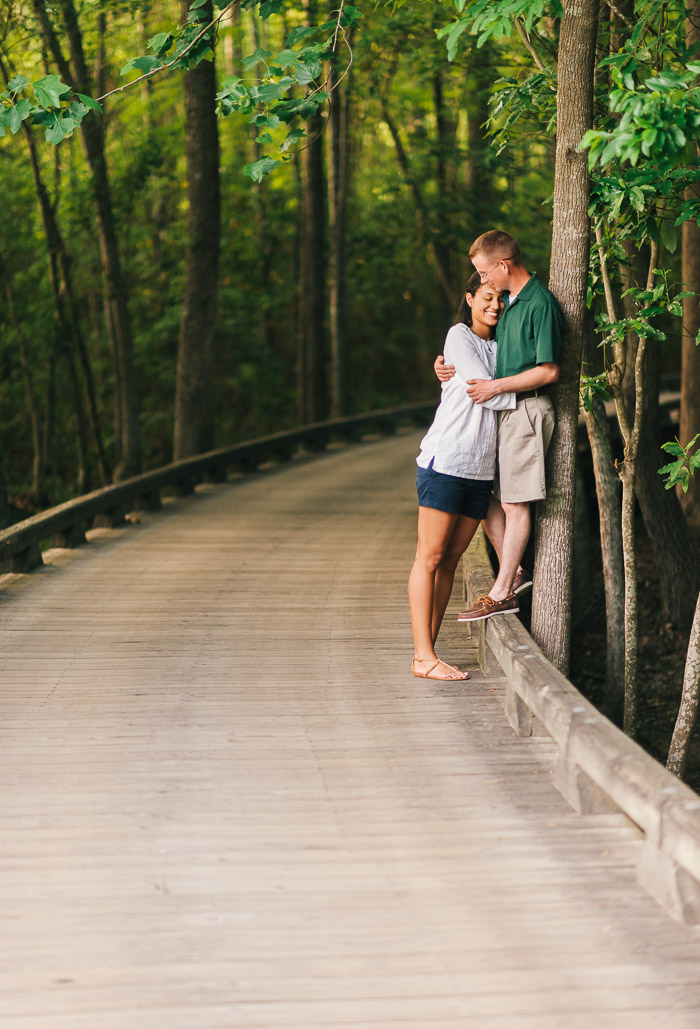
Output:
top-left (531, 0), bottom-right (598, 674)
top-left (328, 36), bottom-right (351, 418)
top-left (380, 98), bottom-right (455, 309)
top-left (173, 0), bottom-right (221, 460)
top-left (0, 460), bottom-right (11, 531)
top-left (681, 0), bottom-right (700, 534)
top-left (33, 0), bottom-right (141, 479)
top-left (667, 588), bottom-right (700, 778)
top-left (1, 258), bottom-right (44, 493)
top-left (636, 336), bottom-right (700, 631)
top-left (297, 0), bottom-right (327, 424)
top-left (583, 389), bottom-right (625, 722)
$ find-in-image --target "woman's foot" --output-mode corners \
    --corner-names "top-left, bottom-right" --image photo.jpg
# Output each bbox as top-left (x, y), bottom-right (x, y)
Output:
top-left (411, 657), bottom-right (470, 681)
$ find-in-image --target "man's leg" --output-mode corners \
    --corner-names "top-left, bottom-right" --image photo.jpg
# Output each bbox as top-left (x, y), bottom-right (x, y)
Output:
top-left (483, 495), bottom-right (531, 594)
top-left (488, 501), bottom-right (530, 601)
top-left (483, 495), bottom-right (505, 560)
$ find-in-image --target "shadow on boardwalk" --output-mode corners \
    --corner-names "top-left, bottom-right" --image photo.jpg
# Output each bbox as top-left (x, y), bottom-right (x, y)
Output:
top-left (1, 430), bottom-right (700, 1028)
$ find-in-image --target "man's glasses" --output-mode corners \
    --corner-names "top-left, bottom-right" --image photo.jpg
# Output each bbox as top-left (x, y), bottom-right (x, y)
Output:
top-left (476, 257), bottom-right (512, 281)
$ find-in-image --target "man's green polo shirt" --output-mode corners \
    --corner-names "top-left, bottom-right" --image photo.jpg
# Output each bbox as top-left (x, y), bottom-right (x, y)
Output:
top-left (495, 272), bottom-right (563, 378)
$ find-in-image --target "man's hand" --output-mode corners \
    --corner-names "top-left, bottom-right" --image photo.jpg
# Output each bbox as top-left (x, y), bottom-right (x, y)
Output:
top-left (466, 379), bottom-right (499, 404)
top-left (434, 354), bottom-right (456, 382)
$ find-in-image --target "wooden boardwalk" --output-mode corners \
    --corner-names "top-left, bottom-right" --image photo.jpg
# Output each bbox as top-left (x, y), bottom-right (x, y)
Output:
top-left (1, 430), bottom-right (700, 1028)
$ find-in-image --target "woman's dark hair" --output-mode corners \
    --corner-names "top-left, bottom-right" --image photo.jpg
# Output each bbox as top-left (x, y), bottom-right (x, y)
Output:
top-left (456, 271), bottom-right (483, 326)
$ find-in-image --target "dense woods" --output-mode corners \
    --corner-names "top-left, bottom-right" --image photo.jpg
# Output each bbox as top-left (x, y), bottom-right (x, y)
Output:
top-left (2, 0), bottom-right (700, 772)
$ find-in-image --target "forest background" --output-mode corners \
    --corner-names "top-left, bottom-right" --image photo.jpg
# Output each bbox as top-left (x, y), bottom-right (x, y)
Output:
top-left (2, 0), bottom-right (700, 776)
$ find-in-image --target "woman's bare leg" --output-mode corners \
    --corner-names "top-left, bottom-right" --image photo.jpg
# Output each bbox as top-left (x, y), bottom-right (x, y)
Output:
top-left (408, 507), bottom-right (468, 679)
top-left (431, 514), bottom-right (480, 644)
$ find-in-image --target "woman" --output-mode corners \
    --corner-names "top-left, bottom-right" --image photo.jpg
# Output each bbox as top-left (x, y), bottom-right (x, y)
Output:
top-left (408, 272), bottom-right (515, 681)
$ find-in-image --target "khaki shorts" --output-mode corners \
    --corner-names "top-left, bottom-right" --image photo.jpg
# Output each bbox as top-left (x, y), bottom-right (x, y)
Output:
top-left (494, 395), bottom-right (555, 503)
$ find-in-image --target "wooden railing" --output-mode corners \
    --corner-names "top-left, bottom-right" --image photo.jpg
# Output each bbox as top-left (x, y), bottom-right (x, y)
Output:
top-left (0, 402), bottom-right (435, 575)
top-left (464, 530), bottom-right (700, 926)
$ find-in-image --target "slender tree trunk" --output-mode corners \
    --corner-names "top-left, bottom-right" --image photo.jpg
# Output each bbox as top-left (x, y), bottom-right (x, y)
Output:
top-left (432, 69), bottom-right (456, 326)
top-left (246, 14), bottom-right (273, 361)
top-left (33, 0), bottom-right (141, 479)
top-left (667, 589), bottom-right (700, 778)
top-left (583, 390), bottom-right (625, 721)
top-left (298, 0), bottom-right (327, 424)
top-left (380, 99), bottom-right (454, 310)
top-left (1, 259), bottom-right (44, 493)
top-left (681, 197), bottom-right (700, 536)
top-left (681, 1), bottom-right (700, 534)
top-left (173, 0), bottom-right (221, 459)
top-left (636, 337), bottom-right (700, 630)
top-left (464, 43), bottom-right (496, 245)
top-left (531, 0), bottom-right (598, 674)
top-left (0, 460), bottom-right (11, 530)
top-left (328, 36), bottom-right (351, 417)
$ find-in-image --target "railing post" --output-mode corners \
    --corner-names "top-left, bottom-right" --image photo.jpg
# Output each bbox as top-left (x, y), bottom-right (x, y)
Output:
top-left (51, 521), bottom-right (87, 548)
top-left (6, 543), bottom-right (43, 573)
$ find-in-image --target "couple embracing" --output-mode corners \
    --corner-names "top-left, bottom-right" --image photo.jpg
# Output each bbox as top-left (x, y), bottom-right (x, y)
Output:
top-left (408, 229), bottom-right (563, 682)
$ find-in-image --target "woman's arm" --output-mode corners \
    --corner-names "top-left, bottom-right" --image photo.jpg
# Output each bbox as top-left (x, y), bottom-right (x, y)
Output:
top-left (444, 328), bottom-right (515, 411)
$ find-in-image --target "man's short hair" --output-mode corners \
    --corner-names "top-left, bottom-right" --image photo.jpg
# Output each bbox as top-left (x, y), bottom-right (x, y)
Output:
top-left (469, 230), bottom-right (521, 263)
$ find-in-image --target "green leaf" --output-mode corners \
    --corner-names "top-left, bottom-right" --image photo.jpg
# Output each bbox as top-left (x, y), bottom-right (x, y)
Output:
top-left (122, 55), bottom-right (160, 77)
top-left (7, 75), bottom-right (30, 93)
top-left (661, 219), bottom-right (678, 254)
top-left (76, 93), bottom-right (103, 113)
top-left (189, 0), bottom-right (209, 8)
top-left (244, 156), bottom-right (281, 181)
top-left (444, 19), bottom-right (468, 62)
top-left (274, 49), bottom-right (299, 70)
top-left (33, 74), bottom-right (69, 110)
top-left (242, 48), bottom-right (271, 71)
top-left (294, 63), bottom-right (318, 86)
top-left (45, 115), bottom-right (75, 144)
top-left (279, 126), bottom-right (305, 152)
top-left (148, 32), bottom-right (173, 54)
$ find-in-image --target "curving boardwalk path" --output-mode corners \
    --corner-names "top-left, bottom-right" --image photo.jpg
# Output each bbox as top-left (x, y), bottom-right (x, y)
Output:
top-left (2, 430), bottom-right (700, 1028)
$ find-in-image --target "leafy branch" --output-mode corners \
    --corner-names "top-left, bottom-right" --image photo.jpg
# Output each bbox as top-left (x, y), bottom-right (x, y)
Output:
top-left (0, 0), bottom-right (361, 176)
top-left (659, 434), bottom-right (700, 492)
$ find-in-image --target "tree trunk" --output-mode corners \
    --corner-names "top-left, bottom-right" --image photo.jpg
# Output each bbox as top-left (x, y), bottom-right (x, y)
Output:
top-left (380, 99), bottom-right (454, 310)
top-left (328, 36), bottom-right (351, 418)
top-left (583, 389), bottom-right (625, 721)
top-left (681, 199), bottom-right (700, 536)
top-left (173, 0), bottom-right (221, 460)
top-left (1, 259), bottom-right (44, 493)
top-left (33, 0), bottom-right (141, 479)
top-left (681, 0), bottom-right (700, 535)
top-left (667, 588), bottom-right (700, 778)
top-left (298, 0), bottom-right (327, 425)
top-left (464, 43), bottom-right (495, 244)
top-left (432, 69), bottom-right (456, 327)
top-left (531, 0), bottom-right (598, 674)
top-left (0, 460), bottom-right (11, 530)
top-left (636, 336), bottom-right (700, 631)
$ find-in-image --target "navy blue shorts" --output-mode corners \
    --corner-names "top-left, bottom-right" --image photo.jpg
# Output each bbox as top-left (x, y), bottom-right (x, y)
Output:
top-left (416, 461), bottom-right (493, 519)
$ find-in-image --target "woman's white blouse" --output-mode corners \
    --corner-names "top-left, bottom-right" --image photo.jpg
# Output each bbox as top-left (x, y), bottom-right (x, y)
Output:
top-left (416, 323), bottom-right (516, 480)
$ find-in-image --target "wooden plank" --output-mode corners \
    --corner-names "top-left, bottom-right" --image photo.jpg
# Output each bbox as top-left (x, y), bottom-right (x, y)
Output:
top-left (1, 432), bottom-right (700, 1026)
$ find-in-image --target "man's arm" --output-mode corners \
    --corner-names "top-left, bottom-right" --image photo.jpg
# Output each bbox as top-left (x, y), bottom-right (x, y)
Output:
top-left (466, 362), bottom-right (559, 404)
top-left (434, 354), bottom-right (456, 381)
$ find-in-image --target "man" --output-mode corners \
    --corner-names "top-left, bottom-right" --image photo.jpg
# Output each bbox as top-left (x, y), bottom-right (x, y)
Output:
top-left (435, 229), bottom-right (563, 621)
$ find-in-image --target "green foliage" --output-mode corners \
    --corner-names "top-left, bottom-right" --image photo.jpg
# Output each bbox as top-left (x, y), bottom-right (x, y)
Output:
top-left (579, 371), bottom-right (611, 413)
top-left (438, 0), bottom-right (562, 58)
top-left (581, 62), bottom-right (700, 172)
top-left (659, 434), bottom-right (700, 492)
top-left (0, 73), bottom-right (103, 143)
